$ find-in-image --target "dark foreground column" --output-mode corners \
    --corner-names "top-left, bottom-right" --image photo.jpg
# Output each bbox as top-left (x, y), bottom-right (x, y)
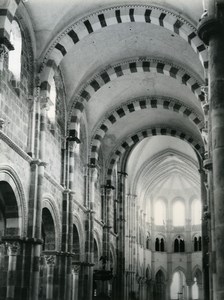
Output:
top-left (198, 3), bottom-right (224, 299)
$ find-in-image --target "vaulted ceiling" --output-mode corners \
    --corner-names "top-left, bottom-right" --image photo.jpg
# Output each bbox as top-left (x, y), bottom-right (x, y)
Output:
top-left (24, 0), bottom-right (206, 202)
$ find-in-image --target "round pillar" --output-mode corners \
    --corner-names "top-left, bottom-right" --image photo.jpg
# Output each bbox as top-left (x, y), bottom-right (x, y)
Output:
top-left (198, 4), bottom-right (224, 299)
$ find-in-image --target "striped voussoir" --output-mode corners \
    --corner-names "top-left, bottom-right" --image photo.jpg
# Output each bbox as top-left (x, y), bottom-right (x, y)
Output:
top-left (40, 5), bottom-right (208, 101)
top-left (0, 166), bottom-right (26, 237)
top-left (68, 59), bottom-right (205, 139)
top-left (0, 0), bottom-right (20, 50)
top-left (89, 96), bottom-right (204, 165)
top-left (105, 127), bottom-right (204, 186)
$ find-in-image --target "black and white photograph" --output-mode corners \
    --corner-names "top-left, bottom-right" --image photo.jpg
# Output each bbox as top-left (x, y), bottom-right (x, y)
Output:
top-left (0, 0), bottom-right (222, 299)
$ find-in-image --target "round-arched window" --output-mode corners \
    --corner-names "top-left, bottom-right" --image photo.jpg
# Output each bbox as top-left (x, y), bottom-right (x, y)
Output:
top-left (48, 77), bottom-right (56, 122)
top-left (154, 200), bottom-right (166, 225)
top-left (8, 20), bottom-right (22, 81)
top-left (173, 201), bottom-right (185, 226)
top-left (191, 199), bottom-right (202, 225)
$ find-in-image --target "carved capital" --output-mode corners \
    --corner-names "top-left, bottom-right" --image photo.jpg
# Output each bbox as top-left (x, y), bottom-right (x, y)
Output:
top-left (5, 241), bottom-right (21, 255)
top-left (45, 255), bottom-right (56, 265)
top-left (197, 15), bottom-right (222, 45)
top-left (40, 96), bottom-right (53, 111)
top-left (0, 44), bottom-right (9, 61)
top-left (72, 264), bottom-right (81, 273)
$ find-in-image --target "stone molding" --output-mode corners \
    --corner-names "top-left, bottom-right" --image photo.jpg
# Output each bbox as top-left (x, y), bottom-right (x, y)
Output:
top-left (0, 131), bottom-right (32, 163)
top-left (40, 4), bottom-right (200, 68)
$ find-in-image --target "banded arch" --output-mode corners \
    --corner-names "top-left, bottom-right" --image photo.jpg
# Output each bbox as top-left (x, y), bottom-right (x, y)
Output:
top-left (68, 59), bottom-right (205, 139)
top-left (0, 165), bottom-right (27, 237)
top-left (90, 96), bottom-right (204, 164)
top-left (104, 127), bottom-right (204, 186)
top-left (0, 0), bottom-right (21, 50)
top-left (40, 5), bottom-right (208, 97)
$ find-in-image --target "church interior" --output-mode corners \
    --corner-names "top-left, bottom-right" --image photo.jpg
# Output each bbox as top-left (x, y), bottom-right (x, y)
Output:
top-left (0, 0), bottom-right (223, 299)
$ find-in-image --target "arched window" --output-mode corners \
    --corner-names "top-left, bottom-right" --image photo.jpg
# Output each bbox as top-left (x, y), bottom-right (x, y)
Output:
top-left (173, 201), bottom-right (185, 226)
top-left (41, 208), bottom-right (55, 251)
top-left (191, 199), bottom-right (202, 225)
top-left (174, 237), bottom-right (185, 253)
top-left (48, 77), bottom-right (57, 122)
top-left (155, 237), bottom-right (165, 252)
top-left (154, 200), bottom-right (166, 225)
top-left (161, 238), bottom-right (165, 252)
top-left (180, 239), bottom-right (185, 252)
top-left (174, 239), bottom-right (179, 253)
top-left (194, 237), bottom-right (198, 251)
top-left (155, 238), bottom-right (160, 251)
top-left (193, 236), bottom-right (202, 252)
top-left (146, 236), bottom-right (150, 250)
top-left (73, 224), bottom-right (80, 261)
top-left (8, 20), bottom-right (22, 81)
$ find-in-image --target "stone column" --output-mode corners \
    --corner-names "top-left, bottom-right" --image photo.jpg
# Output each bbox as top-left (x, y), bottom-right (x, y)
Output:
top-left (116, 171), bottom-right (127, 300)
top-left (31, 96), bottom-right (49, 300)
top-left (198, 4), bottom-right (224, 299)
top-left (45, 255), bottom-right (56, 300)
top-left (82, 165), bottom-right (97, 300)
top-left (72, 264), bottom-right (80, 300)
top-left (199, 167), bottom-right (210, 300)
top-left (201, 85), bottom-right (212, 300)
top-left (104, 185), bottom-right (114, 265)
top-left (186, 281), bottom-right (193, 300)
top-left (5, 240), bottom-right (21, 300)
top-left (67, 140), bottom-right (76, 300)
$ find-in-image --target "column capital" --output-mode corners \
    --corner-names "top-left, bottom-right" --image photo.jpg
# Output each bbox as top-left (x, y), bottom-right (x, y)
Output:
top-left (198, 13), bottom-right (224, 45)
top-left (102, 183), bottom-right (115, 191)
top-left (45, 255), bottom-right (56, 265)
top-left (0, 37), bottom-right (14, 51)
top-left (118, 171), bottom-right (128, 177)
top-left (0, 44), bottom-right (9, 61)
top-left (203, 157), bottom-right (213, 171)
top-left (5, 241), bottom-right (21, 255)
top-left (39, 96), bottom-right (53, 111)
top-left (72, 264), bottom-right (81, 273)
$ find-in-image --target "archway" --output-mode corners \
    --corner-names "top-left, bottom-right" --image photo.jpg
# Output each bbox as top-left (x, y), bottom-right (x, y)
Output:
top-left (0, 181), bottom-right (21, 237)
top-left (154, 270), bottom-right (166, 300)
top-left (39, 208), bottom-right (56, 300)
top-left (41, 207), bottom-right (56, 251)
top-left (0, 180), bottom-right (22, 300)
top-left (73, 224), bottom-right (80, 261)
top-left (192, 269), bottom-right (202, 300)
top-left (170, 270), bottom-right (186, 300)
